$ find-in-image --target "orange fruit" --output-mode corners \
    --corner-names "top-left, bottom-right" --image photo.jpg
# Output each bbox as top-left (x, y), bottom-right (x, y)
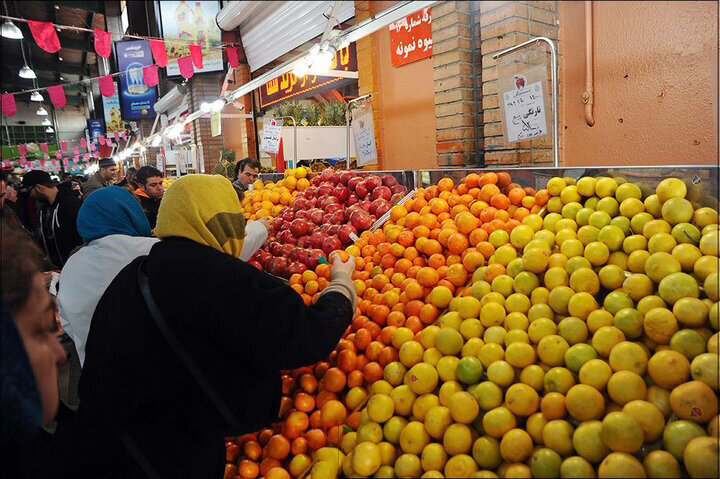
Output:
top-left (267, 435), bottom-right (291, 460)
top-left (447, 233), bottom-right (470, 255)
top-left (465, 173), bottom-right (481, 188)
top-left (239, 460), bottom-right (260, 479)
top-left (417, 267), bottom-right (440, 287)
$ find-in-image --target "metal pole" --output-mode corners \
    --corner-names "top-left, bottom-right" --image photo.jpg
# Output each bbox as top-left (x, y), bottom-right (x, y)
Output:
top-left (346, 93), bottom-right (372, 170)
top-left (493, 36), bottom-right (559, 167)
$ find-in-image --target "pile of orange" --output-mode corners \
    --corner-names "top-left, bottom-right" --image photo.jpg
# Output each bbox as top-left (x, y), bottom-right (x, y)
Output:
top-left (224, 171), bottom-right (531, 479)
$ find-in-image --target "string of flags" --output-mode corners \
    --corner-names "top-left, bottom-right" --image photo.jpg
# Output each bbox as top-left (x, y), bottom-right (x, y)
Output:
top-left (1, 17), bottom-right (242, 115)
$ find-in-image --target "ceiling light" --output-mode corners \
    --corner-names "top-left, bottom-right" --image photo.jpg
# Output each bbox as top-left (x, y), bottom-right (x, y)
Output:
top-left (58, 56), bottom-right (63, 61)
top-left (19, 64), bottom-right (37, 79)
top-left (293, 58), bottom-right (310, 78)
top-left (41, 118), bottom-right (51, 126)
top-left (200, 101), bottom-right (211, 113)
top-left (310, 43), bottom-right (335, 75)
top-left (31, 91), bottom-right (44, 102)
top-left (59, 76), bottom-right (64, 80)
top-left (45, 126), bottom-right (54, 133)
top-left (151, 135), bottom-right (162, 146)
top-left (37, 105), bottom-right (48, 116)
top-left (1, 20), bottom-right (23, 40)
top-left (209, 99), bottom-right (225, 112)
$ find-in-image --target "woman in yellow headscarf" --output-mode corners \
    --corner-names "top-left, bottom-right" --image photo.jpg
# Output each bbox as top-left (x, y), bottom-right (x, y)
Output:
top-left (72, 175), bottom-right (356, 478)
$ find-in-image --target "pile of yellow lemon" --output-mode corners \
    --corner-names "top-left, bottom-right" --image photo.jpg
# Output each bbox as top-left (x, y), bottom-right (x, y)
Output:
top-left (241, 167), bottom-right (311, 220)
top-left (335, 174), bottom-right (719, 479)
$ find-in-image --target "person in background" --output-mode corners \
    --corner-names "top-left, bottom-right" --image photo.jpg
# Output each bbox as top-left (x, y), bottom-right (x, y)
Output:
top-left (74, 175), bottom-right (356, 478)
top-left (82, 158), bottom-right (117, 196)
top-left (1, 171), bottom-right (30, 239)
top-left (133, 166), bottom-right (164, 229)
top-left (22, 170), bottom-right (83, 269)
top-left (1, 227), bottom-right (67, 476)
top-left (117, 167), bottom-right (138, 193)
top-left (57, 186), bottom-right (159, 366)
top-left (232, 157), bottom-right (260, 193)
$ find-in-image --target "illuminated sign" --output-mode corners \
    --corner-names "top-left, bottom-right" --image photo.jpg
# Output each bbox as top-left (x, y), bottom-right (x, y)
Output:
top-left (259, 43), bottom-right (357, 109)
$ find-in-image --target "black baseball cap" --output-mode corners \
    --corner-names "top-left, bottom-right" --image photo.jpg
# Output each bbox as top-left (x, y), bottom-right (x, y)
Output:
top-left (21, 170), bottom-right (52, 189)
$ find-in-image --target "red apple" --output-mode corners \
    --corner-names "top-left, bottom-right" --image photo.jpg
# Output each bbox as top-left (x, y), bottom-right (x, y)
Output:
top-left (322, 235), bottom-right (342, 256)
top-left (373, 186), bottom-right (392, 201)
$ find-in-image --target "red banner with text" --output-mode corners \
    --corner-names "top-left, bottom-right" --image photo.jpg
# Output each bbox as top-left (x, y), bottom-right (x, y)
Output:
top-left (389, 7), bottom-right (433, 67)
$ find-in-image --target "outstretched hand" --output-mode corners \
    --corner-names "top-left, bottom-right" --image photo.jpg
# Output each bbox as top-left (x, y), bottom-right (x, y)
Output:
top-left (329, 252), bottom-right (355, 277)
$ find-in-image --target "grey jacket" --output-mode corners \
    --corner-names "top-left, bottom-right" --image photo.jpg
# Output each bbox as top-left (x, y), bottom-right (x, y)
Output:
top-left (82, 171), bottom-right (110, 197)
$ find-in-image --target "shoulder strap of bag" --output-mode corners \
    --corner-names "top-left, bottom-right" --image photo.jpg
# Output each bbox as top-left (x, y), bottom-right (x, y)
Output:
top-left (136, 257), bottom-right (241, 431)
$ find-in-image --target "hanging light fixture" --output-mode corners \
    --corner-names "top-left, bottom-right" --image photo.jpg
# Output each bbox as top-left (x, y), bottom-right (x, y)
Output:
top-left (45, 126), bottom-right (54, 133)
top-left (18, 41), bottom-right (36, 78)
top-left (30, 91), bottom-right (43, 101)
top-left (1, 19), bottom-right (22, 39)
top-left (41, 117), bottom-right (51, 126)
top-left (36, 105), bottom-right (48, 115)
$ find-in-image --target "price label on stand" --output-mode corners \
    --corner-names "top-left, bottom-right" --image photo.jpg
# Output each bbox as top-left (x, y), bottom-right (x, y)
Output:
top-left (502, 78), bottom-right (549, 142)
top-left (260, 118), bottom-right (282, 154)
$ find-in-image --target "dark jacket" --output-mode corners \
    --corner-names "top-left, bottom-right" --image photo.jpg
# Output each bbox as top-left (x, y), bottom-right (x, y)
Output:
top-left (37, 187), bottom-right (83, 269)
top-left (70, 238), bottom-right (352, 478)
top-left (133, 188), bottom-right (161, 229)
top-left (81, 171), bottom-right (109, 197)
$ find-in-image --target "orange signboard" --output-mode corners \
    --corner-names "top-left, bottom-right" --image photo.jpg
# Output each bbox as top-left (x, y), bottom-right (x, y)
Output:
top-left (389, 7), bottom-right (432, 67)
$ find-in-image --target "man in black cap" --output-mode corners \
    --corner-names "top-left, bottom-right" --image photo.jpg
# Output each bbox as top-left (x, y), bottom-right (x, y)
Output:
top-left (82, 158), bottom-right (117, 196)
top-left (22, 170), bottom-right (83, 269)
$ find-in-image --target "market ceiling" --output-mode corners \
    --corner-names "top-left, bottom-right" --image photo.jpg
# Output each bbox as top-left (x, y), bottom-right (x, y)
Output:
top-left (1, 0), bottom-right (106, 106)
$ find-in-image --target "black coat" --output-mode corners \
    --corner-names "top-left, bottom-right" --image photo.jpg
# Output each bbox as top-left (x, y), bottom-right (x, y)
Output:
top-left (36, 187), bottom-right (83, 269)
top-left (70, 238), bottom-right (352, 478)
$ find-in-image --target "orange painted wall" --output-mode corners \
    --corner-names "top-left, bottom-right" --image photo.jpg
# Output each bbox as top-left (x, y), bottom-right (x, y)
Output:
top-left (372, 0), bottom-right (437, 170)
top-left (560, 1), bottom-right (718, 166)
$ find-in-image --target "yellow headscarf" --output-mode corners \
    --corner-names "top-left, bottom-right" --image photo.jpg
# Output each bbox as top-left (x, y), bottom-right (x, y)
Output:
top-left (155, 174), bottom-right (246, 257)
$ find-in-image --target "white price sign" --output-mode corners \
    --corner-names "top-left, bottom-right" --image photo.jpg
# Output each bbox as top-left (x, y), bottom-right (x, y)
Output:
top-left (261, 118), bottom-right (282, 154)
top-left (351, 101), bottom-right (378, 166)
top-left (502, 80), bottom-right (548, 142)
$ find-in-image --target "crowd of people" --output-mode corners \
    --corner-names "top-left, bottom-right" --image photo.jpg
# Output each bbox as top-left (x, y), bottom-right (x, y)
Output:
top-left (1, 156), bottom-right (356, 478)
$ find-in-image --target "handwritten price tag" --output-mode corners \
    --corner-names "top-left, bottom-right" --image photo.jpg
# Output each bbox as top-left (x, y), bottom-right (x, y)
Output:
top-left (502, 80), bottom-right (549, 142)
top-left (261, 119), bottom-right (282, 154)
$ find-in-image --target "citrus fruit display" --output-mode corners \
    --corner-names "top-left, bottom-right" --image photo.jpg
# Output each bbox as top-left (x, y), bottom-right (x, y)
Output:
top-left (240, 167), bottom-right (310, 222)
top-left (223, 171), bottom-right (719, 479)
top-left (248, 169), bottom-right (409, 277)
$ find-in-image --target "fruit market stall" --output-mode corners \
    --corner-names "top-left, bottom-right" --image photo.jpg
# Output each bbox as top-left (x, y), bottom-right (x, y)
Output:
top-left (225, 166), bottom-right (719, 479)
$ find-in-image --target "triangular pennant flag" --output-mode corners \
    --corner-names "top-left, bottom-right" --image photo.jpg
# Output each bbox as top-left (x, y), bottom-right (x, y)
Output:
top-left (40, 143), bottom-right (49, 153)
top-left (81, 138), bottom-right (87, 150)
top-left (60, 140), bottom-right (68, 152)
top-left (72, 146), bottom-right (79, 155)
top-left (143, 64), bottom-right (159, 87)
top-left (89, 142), bottom-right (96, 151)
top-left (51, 159), bottom-right (57, 166)
top-left (177, 56), bottom-right (194, 79)
top-left (189, 44), bottom-right (203, 69)
top-left (99, 75), bottom-right (115, 97)
top-left (106, 138), bottom-right (114, 147)
top-left (48, 85), bottom-right (67, 109)
top-left (18, 144), bottom-right (27, 156)
top-left (62, 158), bottom-right (68, 165)
top-left (114, 132), bottom-right (120, 142)
top-left (94, 28), bottom-right (111, 58)
top-left (39, 159), bottom-right (45, 167)
top-left (98, 135), bottom-right (106, 146)
top-left (2, 94), bottom-right (17, 117)
top-left (83, 153), bottom-right (90, 161)
top-left (56, 151), bottom-right (62, 160)
top-left (149, 39), bottom-right (168, 67)
top-left (27, 20), bottom-right (61, 53)
top-left (93, 151), bottom-right (99, 159)
top-left (227, 46), bottom-right (239, 68)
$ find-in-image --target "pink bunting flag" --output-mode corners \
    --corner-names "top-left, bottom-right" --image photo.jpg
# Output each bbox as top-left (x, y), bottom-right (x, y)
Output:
top-left (81, 138), bottom-right (87, 150)
top-left (48, 85), bottom-right (66, 109)
top-left (89, 142), bottom-right (96, 151)
top-left (227, 46), bottom-right (239, 68)
top-left (19, 155), bottom-right (26, 164)
top-left (60, 140), bottom-right (68, 152)
top-left (98, 135), bottom-right (106, 146)
top-left (1, 94), bottom-right (17, 117)
top-left (114, 132), bottom-right (121, 142)
top-left (18, 144), bottom-right (27, 156)
top-left (83, 153), bottom-right (90, 161)
top-left (93, 151), bottom-right (99, 159)
top-left (143, 64), bottom-right (159, 87)
top-left (73, 156), bottom-right (79, 164)
top-left (99, 75), bottom-right (115, 97)
top-left (39, 159), bottom-right (45, 167)
top-left (189, 44), bottom-right (203, 69)
top-left (149, 39), bottom-right (168, 67)
top-left (73, 146), bottom-right (80, 156)
top-left (40, 143), bottom-right (49, 153)
top-left (177, 56), bottom-right (194, 79)
top-left (94, 28), bottom-right (112, 58)
top-left (27, 20), bottom-right (61, 53)
top-left (62, 158), bottom-right (68, 165)
top-left (51, 159), bottom-right (57, 166)
top-left (56, 151), bottom-right (62, 160)
top-left (106, 138), bottom-right (114, 147)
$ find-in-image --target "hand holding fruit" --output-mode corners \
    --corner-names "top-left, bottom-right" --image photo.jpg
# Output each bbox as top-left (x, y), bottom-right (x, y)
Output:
top-left (329, 251), bottom-right (355, 278)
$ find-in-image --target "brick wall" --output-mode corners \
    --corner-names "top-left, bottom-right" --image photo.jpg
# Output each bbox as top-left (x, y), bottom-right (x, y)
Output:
top-left (187, 72), bottom-right (225, 173)
top-left (432, 1), bottom-right (478, 167)
top-left (476, 1), bottom-right (559, 166)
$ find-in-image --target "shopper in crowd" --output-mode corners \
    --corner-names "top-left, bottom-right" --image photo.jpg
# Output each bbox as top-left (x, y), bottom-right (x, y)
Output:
top-left (117, 166), bottom-right (138, 193)
top-left (1, 170), bottom-right (31, 239)
top-left (74, 174), bottom-right (356, 478)
top-left (1, 227), bottom-right (66, 476)
top-left (57, 186), bottom-right (159, 366)
top-left (82, 158), bottom-right (117, 196)
top-left (22, 170), bottom-right (83, 269)
top-left (133, 166), bottom-right (164, 229)
top-left (233, 157), bottom-right (260, 192)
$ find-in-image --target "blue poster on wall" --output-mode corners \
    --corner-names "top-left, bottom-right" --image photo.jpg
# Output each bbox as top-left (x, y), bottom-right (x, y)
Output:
top-left (87, 119), bottom-right (105, 139)
top-left (116, 40), bottom-right (157, 120)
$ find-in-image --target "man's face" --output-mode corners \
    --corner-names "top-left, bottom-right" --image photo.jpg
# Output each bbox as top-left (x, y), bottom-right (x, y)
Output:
top-left (240, 165), bottom-right (259, 187)
top-left (141, 176), bottom-right (164, 199)
top-left (100, 166), bottom-right (118, 182)
top-left (13, 273), bottom-right (66, 423)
